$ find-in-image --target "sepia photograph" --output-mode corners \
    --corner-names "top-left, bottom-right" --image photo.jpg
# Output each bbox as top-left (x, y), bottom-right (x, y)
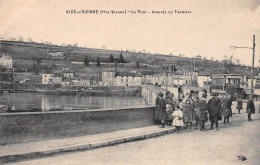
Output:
top-left (0, 0), bottom-right (260, 164)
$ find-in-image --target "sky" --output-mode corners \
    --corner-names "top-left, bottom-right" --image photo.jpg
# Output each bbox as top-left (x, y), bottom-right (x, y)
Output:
top-left (0, 0), bottom-right (259, 66)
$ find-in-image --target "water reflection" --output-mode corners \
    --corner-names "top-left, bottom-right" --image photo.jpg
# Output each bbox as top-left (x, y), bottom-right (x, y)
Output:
top-left (0, 93), bottom-right (148, 112)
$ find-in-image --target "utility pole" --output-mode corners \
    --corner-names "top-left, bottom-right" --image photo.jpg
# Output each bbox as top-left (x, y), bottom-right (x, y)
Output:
top-left (230, 35), bottom-right (256, 95)
top-left (190, 59), bottom-right (193, 87)
top-left (251, 35), bottom-right (255, 95)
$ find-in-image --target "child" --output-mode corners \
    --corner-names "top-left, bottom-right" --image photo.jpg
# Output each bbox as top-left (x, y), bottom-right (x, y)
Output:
top-left (172, 105), bottom-right (184, 133)
top-left (236, 97), bottom-right (243, 114)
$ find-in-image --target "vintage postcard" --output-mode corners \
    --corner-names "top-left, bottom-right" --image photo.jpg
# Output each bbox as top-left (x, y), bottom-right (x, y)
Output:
top-left (0, 0), bottom-right (259, 164)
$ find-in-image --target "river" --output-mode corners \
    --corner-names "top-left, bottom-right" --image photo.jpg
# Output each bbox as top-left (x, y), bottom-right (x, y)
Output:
top-left (0, 93), bottom-right (148, 112)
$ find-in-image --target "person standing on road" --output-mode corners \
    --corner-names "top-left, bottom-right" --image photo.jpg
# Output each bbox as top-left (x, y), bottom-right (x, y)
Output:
top-left (193, 94), bottom-right (200, 129)
top-left (227, 94), bottom-right (233, 117)
top-left (221, 94), bottom-right (231, 124)
top-left (199, 94), bottom-right (208, 131)
top-left (165, 91), bottom-right (174, 126)
top-left (157, 92), bottom-right (167, 128)
top-left (247, 95), bottom-right (255, 121)
top-left (182, 97), bottom-right (194, 130)
top-left (172, 105), bottom-right (184, 133)
top-left (207, 93), bottom-right (222, 130)
top-left (236, 97), bottom-right (243, 114)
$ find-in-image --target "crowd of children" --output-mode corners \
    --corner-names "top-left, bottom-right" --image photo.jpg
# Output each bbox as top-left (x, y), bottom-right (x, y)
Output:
top-left (155, 89), bottom-right (255, 133)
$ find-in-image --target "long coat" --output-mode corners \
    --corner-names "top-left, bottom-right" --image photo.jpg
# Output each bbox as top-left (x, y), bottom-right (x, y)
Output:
top-left (193, 100), bottom-right (200, 121)
top-left (221, 98), bottom-right (231, 117)
top-left (157, 97), bottom-right (167, 121)
top-left (182, 104), bottom-right (194, 123)
top-left (207, 97), bottom-right (221, 122)
top-left (247, 99), bottom-right (255, 114)
top-left (199, 99), bottom-right (208, 121)
top-left (165, 96), bottom-right (174, 120)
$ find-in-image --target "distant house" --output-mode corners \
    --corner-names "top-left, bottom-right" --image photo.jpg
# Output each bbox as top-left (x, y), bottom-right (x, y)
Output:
top-left (52, 73), bottom-right (63, 84)
top-left (61, 77), bottom-right (70, 86)
top-left (141, 71), bottom-right (154, 84)
top-left (173, 78), bottom-right (185, 85)
top-left (195, 55), bottom-right (202, 60)
top-left (102, 71), bottom-right (116, 86)
top-left (71, 61), bottom-right (84, 65)
top-left (63, 70), bottom-right (74, 78)
top-left (0, 54), bottom-right (12, 69)
top-left (48, 51), bottom-right (64, 57)
top-left (42, 70), bottom-right (54, 84)
top-left (115, 72), bottom-right (142, 86)
top-left (197, 75), bottom-right (212, 87)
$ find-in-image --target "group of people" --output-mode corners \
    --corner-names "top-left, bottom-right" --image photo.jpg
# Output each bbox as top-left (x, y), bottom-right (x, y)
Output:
top-left (155, 89), bottom-right (256, 133)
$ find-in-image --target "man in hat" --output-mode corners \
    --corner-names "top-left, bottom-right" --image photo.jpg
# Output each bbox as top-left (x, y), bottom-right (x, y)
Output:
top-left (207, 93), bottom-right (221, 130)
top-left (247, 95), bottom-right (255, 121)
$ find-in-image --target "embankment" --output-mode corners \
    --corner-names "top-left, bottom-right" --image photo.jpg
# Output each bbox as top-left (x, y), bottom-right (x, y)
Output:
top-left (0, 106), bottom-right (155, 145)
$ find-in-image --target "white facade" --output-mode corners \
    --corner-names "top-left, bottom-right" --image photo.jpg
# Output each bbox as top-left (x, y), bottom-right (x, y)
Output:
top-left (115, 75), bottom-right (142, 86)
top-left (42, 73), bottom-right (54, 84)
top-left (48, 51), bottom-right (64, 57)
top-left (197, 75), bottom-right (212, 87)
top-left (0, 54), bottom-right (12, 69)
top-left (102, 71), bottom-right (116, 86)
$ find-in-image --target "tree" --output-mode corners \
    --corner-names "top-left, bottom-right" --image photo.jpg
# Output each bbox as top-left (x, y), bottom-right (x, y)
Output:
top-left (135, 61), bottom-right (140, 68)
top-left (118, 53), bottom-right (125, 63)
top-left (109, 54), bottom-right (114, 62)
top-left (96, 57), bottom-right (101, 66)
top-left (84, 56), bottom-right (89, 66)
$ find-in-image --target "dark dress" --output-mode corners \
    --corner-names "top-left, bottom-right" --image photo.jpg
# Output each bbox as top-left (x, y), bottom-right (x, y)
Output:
top-left (193, 100), bottom-right (200, 121)
top-left (236, 101), bottom-right (243, 109)
top-left (182, 103), bottom-right (194, 123)
top-left (199, 99), bottom-right (208, 121)
top-left (165, 96), bottom-right (174, 120)
top-left (157, 97), bottom-right (167, 121)
top-left (221, 98), bottom-right (231, 118)
top-left (207, 97), bottom-right (221, 123)
top-left (247, 99), bottom-right (255, 114)
top-left (155, 97), bottom-right (160, 121)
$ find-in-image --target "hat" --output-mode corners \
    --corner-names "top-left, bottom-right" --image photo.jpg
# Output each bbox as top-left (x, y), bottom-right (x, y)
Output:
top-left (158, 92), bottom-right (163, 97)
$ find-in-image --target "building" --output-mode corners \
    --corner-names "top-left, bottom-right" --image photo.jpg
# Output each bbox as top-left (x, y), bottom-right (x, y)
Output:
top-left (42, 71), bottom-right (54, 84)
top-left (115, 72), bottom-right (142, 86)
top-left (141, 71), bottom-right (154, 84)
top-left (0, 54), bottom-right (12, 69)
top-left (61, 77), bottom-right (70, 86)
top-left (102, 71), bottom-right (116, 86)
top-left (52, 73), bottom-right (63, 84)
top-left (197, 75), bottom-right (212, 87)
top-left (48, 51), bottom-right (64, 57)
top-left (63, 70), bottom-right (74, 78)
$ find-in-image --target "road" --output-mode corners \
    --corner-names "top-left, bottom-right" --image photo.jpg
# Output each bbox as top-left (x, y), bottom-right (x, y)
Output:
top-left (9, 111), bottom-right (260, 165)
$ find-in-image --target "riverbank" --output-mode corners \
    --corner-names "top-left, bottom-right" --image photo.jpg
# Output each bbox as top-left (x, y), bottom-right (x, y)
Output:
top-left (0, 82), bottom-right (141, 97)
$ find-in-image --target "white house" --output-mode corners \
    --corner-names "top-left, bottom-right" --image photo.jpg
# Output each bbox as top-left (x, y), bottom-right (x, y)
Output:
top-left (102, 71), bottom-right (116, 86)
top-left (42, 71), bottom-right (54, 84)
top-left (197, 75), bottom-right (212, 87)
top-left (0, 54), bottom-right (12, 69)
top-left (48, 51), bottom-right (64, 57)
top-left (115, 72), bottom-right (142, 86)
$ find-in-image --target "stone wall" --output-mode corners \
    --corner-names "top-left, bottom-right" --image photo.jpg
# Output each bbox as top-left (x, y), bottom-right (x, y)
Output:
top-left (0, 106), bottom-right (155, 145)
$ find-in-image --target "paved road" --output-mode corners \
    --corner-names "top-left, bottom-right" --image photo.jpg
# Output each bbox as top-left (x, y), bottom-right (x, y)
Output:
top-left (10, 111), bottom-right (260, 165)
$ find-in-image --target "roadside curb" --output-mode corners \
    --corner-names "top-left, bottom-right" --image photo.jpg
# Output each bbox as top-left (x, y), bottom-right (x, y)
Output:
top-left (0, 126), bottom-right (178, 164)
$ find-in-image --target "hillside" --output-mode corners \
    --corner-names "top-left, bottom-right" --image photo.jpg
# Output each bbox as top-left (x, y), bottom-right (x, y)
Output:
top-left (0, 40), bottom-right (253, 77)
